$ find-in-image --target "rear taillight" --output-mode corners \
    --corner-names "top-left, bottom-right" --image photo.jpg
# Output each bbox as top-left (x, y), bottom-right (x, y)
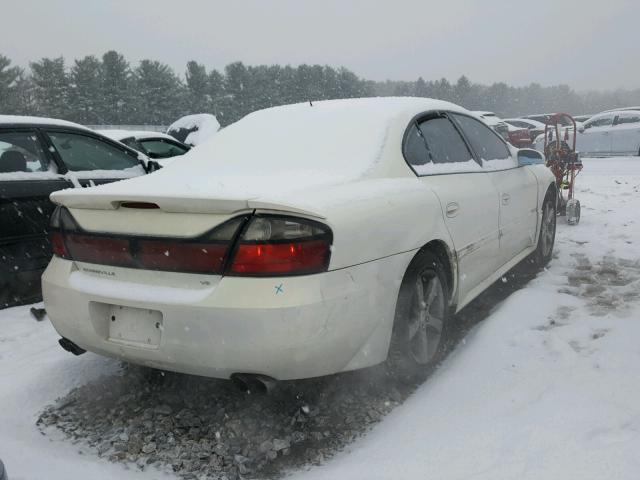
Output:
top-left (50, 231), bottom-right (68, 258)
top-left (49, 207), bottom-right (247, 274)
top-left (66, 233), bottom-right (134, 267)
top-left (49, 206), bottom-right (79, 259)
top-left (229, 216), bottom-right (332, 276)
top-left (49, 208), bottom-right (332, 276)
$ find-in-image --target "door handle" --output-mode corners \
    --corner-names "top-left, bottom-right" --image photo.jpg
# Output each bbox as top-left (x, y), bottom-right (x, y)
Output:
top-left (501, 193), bottom-right (511, 205)
top-left (445, 202), bottom-right (460, 217)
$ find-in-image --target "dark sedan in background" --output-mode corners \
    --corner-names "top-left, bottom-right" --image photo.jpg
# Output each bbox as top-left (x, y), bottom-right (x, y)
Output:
top-left (0, 116), bottom-right (155, 308)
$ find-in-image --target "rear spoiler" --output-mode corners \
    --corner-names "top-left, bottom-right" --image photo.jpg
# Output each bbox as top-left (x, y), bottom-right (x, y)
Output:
top-left (50, 190), bottom-right (325, 219)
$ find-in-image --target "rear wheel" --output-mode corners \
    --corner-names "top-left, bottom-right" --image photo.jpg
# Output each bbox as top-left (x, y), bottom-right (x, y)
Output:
top-left (531, 190), bottom-right (556, 268)
top-left (387, 250), bottom-right (450, 380)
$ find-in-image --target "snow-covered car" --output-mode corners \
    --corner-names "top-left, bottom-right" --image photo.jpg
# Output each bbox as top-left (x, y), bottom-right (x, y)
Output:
top-left (534, 110), bottom-right (640, 156)
top-left (473, 111), bottom-right (531, 147)
top-left (97, 129), bottom-right (190, 162)
top-left (167, 113), bottom-right (220, 147)
top-left (42, 98), bottom-right (556, 381)
top-left (0, 116), bottom-right (156, 308)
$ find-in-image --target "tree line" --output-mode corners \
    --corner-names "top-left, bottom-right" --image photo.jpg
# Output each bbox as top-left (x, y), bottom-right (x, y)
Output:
top-left (1, 51), bottom-right (639, 127)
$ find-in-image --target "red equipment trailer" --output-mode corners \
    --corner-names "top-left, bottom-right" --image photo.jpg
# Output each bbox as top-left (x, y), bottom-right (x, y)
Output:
top-left (543, 113), bottom-right (583, 225)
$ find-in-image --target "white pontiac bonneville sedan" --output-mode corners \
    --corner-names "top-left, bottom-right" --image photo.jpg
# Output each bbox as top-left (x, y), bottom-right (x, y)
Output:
top-left (43, 98), bottom-right (557, 382)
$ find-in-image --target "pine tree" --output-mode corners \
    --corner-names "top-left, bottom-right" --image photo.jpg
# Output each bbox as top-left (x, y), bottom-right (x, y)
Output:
top-left (133, 59), bottom-right (185, 124)
top-left (207, 69), bottom-right (226, 122)
top-left (185, 61), bottom-right (210, 113)
top-left (13, 72), bottom-right (37, 115)
top-left (432, 78), bottom-right (453, 101)
top-left (223, 62), bottom-right (250, 124)
top-left (453, 75), bottom-right (472, 107)
top-left (0, 54), bottom-right (21, 113)
top-left (69, 55), bottom-right (103, 123)
top-left (30, 57), bottom-right (69, 118)
top-left (415, 77), bottom-right (428, 97)
top-left (101, 51), bottom-right (132, 124)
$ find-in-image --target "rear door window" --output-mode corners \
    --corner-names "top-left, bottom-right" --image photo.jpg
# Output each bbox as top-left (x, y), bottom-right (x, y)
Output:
top-left (452, 114), bottom-right (511, 162)
top-left (47, 131), bottom-right (140, 171)
top-left (0, 130), bottom-right (50, 174)
top-left (614, 113), bottom-right (640, 126)
top-left (404, 116), bottom-right (479, 175)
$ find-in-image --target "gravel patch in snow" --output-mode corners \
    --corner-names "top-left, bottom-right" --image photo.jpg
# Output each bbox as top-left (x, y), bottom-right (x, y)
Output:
top-left (37, 363), bottom-right (411, 479)
top-left (35, 267), bottom-right (534, 480)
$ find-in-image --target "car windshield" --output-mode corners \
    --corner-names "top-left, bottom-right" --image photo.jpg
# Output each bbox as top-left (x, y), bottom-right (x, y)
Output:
top-left (2, 3), bottom-right (639, 480)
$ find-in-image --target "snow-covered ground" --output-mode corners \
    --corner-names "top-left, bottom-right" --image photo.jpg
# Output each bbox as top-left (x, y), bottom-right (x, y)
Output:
top-left (1, 157), bottom-right (639, 479)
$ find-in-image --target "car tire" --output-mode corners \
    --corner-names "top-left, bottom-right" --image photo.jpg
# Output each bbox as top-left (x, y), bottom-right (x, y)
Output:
top-left (530, 189), bottom-right (557, 268)
top-left (387, 250), bottom-right (451, 381)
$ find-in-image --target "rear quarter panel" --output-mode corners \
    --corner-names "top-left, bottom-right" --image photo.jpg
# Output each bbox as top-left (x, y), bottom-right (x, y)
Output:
top-left (525, 163), bottom-right (556, 237)
top-left (276, 178), bottom-right (455, 272)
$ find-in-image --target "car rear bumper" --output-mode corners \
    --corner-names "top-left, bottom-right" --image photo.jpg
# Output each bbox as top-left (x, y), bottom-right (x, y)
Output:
top-left (42, 253), bottom-right (412, 380)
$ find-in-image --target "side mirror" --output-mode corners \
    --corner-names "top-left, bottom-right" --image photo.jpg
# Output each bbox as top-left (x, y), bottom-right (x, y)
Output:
top-left (148, 160), bottom-right (162, 172)
top-left (577, 124), bottom-right (586, 133)
top-left (517, 148), bottom-right (544, 166)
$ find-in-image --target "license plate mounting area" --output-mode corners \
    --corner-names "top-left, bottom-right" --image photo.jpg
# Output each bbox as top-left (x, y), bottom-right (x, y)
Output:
top-left (107, 304), bottom-right (163, 348)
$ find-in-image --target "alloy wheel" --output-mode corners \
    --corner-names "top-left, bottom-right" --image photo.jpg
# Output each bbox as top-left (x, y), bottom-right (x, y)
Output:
top-left (407, 273), bottom-right (446, 365)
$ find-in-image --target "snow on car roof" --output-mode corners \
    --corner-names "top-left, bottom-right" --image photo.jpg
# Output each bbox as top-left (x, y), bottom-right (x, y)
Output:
top-left (96, 129), bottom-right (178, 142)
top-left (603, 106), bottom-right (640, 112)
top-left (167, 113), bottom-right (220, 146)
top-left (0, 115), bottom-right (91, 130)
top-left (52, 97), bottom-right (469, 210)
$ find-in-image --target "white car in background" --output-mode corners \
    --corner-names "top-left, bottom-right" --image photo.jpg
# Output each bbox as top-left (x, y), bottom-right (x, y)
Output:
top-left (535, 109), bottom-right (640, 156)
top-left (97, 130), bottom-right (190, 164)
top-left (42, 98), bottom-right (556, 382)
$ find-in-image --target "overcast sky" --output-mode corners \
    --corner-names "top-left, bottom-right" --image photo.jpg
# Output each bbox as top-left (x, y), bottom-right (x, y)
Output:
top-left (1, 0), bottom-right (637, 91)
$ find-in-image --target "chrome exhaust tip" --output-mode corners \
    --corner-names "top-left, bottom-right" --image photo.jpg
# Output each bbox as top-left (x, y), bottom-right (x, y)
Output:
top-left (230, 373), bottom-right (277, 394)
